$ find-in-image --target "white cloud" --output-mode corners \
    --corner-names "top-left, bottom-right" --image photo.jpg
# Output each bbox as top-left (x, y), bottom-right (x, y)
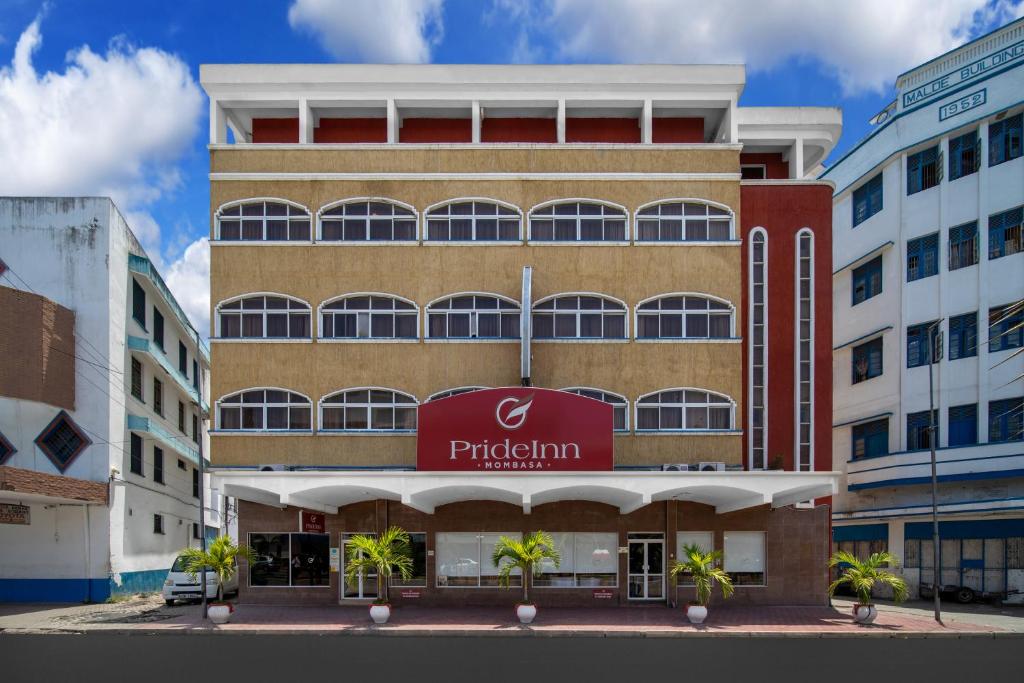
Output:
top-left (164, 237), bottom-right (210, 338)
top-left (513, 0), bottom-right (1023, 95)
top-left (288, 0), bottom-right (444, 63)
top-left (0, 18), bottom-right (203, 257)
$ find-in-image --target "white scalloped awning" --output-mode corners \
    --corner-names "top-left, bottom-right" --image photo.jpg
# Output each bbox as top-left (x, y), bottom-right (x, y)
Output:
top-left (214, 470), bottom-right (839, 515)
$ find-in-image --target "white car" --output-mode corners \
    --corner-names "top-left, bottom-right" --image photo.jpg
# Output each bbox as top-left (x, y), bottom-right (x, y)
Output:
top-left (162, 554), bottom-right (238, 605)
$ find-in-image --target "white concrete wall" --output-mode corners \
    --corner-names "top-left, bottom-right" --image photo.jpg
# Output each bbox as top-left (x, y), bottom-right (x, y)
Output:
top-left (0, 503), bottom-right (109, 581)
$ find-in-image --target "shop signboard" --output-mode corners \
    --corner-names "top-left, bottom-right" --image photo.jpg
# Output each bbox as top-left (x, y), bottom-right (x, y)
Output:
top-left (417, 387), bottom-right (613, 471)
top-left (301, 510), bottom-right (325, 533)
top-left (592, 589), bottom-right (614, 599)
top-left (0, 504), bottom-right (30, 525)
top-left (400, 589), bottom-right (422, 598)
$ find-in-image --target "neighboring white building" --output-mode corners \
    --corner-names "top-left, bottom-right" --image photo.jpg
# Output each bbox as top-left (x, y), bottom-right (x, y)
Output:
top-left (0, 197), bottom-right (227, 602)
top-left (825, 19), bottom-right (1024, 601)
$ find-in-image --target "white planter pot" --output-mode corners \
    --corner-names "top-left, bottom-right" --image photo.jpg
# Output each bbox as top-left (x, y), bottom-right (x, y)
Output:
top-left (686, 605), bottom-right (708, 624)
top-left (853, 604), bottom-right (878, 624)
top-left (369, 604), bottom-right (391, 625)
top-left (208, 604), bottom-right (231, 625)
top-left (516, 604), bottom-right (537, 624)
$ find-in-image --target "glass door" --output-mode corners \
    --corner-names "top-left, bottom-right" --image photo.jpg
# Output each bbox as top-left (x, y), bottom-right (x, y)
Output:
top-left (341, 533), bottom-right (378, 599)
top-left (627, 534), bottom-right (665, 600)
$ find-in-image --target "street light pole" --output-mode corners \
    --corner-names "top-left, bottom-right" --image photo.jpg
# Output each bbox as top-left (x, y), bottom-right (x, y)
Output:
top-left (195, 329), bottom-right (208, 620)
top-left (927, 322), bottom-right (942, 625)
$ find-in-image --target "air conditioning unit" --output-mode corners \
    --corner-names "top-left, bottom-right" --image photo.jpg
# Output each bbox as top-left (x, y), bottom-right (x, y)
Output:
top-left (662, 463), bottom-right (691, 472)
top-left (259, 464), bottom-right (291, 472)
top-left (698, 462), bottom-right (726, 472)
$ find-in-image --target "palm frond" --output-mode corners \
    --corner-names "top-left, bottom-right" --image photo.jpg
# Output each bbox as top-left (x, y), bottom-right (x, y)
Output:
top-left (828, 551), bottom-right (907, 604)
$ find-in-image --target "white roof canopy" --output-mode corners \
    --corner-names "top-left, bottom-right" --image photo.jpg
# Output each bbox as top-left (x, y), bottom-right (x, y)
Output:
top-left (214, 470), bottom-right (838, 516)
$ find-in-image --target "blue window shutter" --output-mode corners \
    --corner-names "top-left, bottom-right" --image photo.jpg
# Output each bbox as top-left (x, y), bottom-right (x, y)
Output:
top-left (949, 404), bottom-right (977, 446)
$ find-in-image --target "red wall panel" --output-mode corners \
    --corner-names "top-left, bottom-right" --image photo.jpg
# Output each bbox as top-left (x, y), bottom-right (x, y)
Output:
top-left (314, 118), bottom-right (387, 143)
top-left (481, 117), bottom-right (557, 142)
top-left (740, 184), bottom-right (833, 479)
top-left (400, 118), bottom-right (472, 143)
top-left (251, 118), bottom-right (299, 143)
top-left (740, 153), bottom-right (790, 179)
top-left (565, 118), bottom-right (640, 143)
top-left (652, 117), bottom-right (704, 143)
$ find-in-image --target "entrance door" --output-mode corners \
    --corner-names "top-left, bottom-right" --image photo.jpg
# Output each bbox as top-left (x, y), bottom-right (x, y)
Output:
top-left (341, 533), bottom-right (378, 600)
top-left (627, 534), bottom-right (664, 600)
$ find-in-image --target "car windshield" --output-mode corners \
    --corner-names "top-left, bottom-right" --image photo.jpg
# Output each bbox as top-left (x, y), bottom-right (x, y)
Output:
top-left (171, 556), bottom-right (212, 573)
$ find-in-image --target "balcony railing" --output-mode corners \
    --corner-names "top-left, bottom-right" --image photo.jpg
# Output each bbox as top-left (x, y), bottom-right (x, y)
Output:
top-left (847, 441), bottom-right (1024, 490)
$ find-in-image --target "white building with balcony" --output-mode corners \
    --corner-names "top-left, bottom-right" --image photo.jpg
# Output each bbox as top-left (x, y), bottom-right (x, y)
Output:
top-left (825, 19), bottom-right (1024, 601)
top-left (0, 197), bottom-right (227, 602)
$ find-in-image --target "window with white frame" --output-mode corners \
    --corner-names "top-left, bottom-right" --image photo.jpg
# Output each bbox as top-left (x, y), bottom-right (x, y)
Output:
top-left (217, 389), bottom-right (312, 431)
top-left (427, 387), bottom-right (488, 402)
top-left (529, 201), bottom-right (627, 242)
top-left (749, 230), bottom-right (767, 470)
top-left (320, 388), bottom-right (417, 431)
top-left (217, 295), bottom-right (311, 339)
top-left (636, 201), bottom-right (732, 242)
top-left (560, 388), bottom-right (629, 431)
top-left (796, 230), bottom-right (814, 472)
top-left (676, 531), bottom-right (715, 585)
top-left (320, 294), bottom-right (418, 339)
top-left (636, 295), bottom-right (733, 339)
top-left (636, 389), bottom-right (733, 431)
top-left (319, 199), bottom-right (416, 242)
top-left (436, 532), bottom-right (521, 587)
top-left (724, 531), bottom-right (766, 585)
top-left (426, 200), bottom-right (521, 241)
top-left (535, 532), bottom-right (617, 588)
top-left (532, 294), bottom-right (626, 339)
top-left (427, 294), bottom-right (520, 339)
top-left (217, 200), bottom-right (311, 241)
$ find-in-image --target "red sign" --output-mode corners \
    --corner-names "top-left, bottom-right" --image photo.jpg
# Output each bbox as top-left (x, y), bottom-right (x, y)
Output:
top-left (417, 387), bottom-right (613, 472)
top-left (300, 510), bottom-right (325, 533)
top-left (592, 589), bottom-right (614, 599)
top-left (400, 589), bottom-right (421, 598)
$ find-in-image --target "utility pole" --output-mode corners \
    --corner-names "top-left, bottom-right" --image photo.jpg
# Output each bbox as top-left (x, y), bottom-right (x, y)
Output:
top-left (927, 321), bottom-right (943, 625)
top-left (195, 329), bottom-right (208, 620)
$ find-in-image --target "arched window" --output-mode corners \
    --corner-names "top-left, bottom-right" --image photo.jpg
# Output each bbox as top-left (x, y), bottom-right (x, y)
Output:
top-left (561, 387), bottom-right (629, 431)
top-left (635, 200), bottom-right (733, 242)
top-left (216, 294), bottom-right (311, 339)
top-left (217, 389), bottom-right (312, 431)
top-left (427, 386), bottom-right (488, 402)
top-left (318, 199), bottom-right (417, 242)
top-left (216, 199), bottom-right (311, 241)
top-left (529, 200), bottom-right (627, 242)
top-left (532, 294), bottom-right (627, 339)
top-left (749, 229), bottom-right (768, 470)
top-left (425, 199), bottom-right (521, 242)
top-left (426, 293), bottom-right (520, 339)
top-left (320, 388), bottom-right (417, 431)
top-left (795, 229), bottom-right (814, 472)
top-left (636, 389), bottom-right (734, 432)
top-left (320, 294), bottom-right (418, 340)
top-left (635, 294), bottom-right (733, 339)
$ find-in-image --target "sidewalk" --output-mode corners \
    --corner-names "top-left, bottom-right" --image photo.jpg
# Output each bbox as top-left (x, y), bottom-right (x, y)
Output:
top-left (2, 595), bottom-right (1021, 637)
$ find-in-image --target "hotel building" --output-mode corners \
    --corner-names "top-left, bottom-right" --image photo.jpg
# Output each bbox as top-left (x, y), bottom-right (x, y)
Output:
top-left (201, 64), bottom-right (841, 606)
top-left (0, 197), bottom-right (224, 601)
top-left (826, 19), bottom-right (1024, 602)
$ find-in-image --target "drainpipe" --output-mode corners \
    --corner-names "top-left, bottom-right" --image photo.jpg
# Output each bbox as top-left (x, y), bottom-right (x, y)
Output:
top-left (520, 266), bottom-right (532, 387)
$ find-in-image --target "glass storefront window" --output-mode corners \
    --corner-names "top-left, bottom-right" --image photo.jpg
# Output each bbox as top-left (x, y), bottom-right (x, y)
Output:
top-left (249, 532), bottom-right (330, 587)
top-left (535, 532), bottom-right (617, 587)
top-left (436, 532), bottom-right (521, 587)
top-left (392, 532), bottom-right (428, 587)
top-left (676, 531), bottom-right (714, 586)
top-left (724, 531), bottom-right (766, 586)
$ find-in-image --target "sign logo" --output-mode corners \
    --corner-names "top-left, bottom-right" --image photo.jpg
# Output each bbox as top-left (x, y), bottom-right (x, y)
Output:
top-left (496, 394), bottom-right (533, 430)
top-left (300, 510), bottom-right (325, 533)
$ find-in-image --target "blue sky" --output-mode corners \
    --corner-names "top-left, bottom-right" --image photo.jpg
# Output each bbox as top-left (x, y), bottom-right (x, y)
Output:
top-left (1, 0), bottom-right (1021, 333)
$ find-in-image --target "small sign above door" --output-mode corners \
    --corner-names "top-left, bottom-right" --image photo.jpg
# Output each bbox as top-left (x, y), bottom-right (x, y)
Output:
top-left (300, 510), bottom-right (325, 533)
top-left (0, 504), bottom-right (30, 525)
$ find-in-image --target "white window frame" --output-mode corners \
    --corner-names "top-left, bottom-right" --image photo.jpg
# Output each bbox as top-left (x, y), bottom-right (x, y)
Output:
top-left (424, 292), bottom-right (521, 341)
top-left (214, 292), bottom-right (313, 341)
top-left (215, 387), bottom-right (313, 432)
top-left (318, 386), bottom-right (418, 433)
top-left (214, 197), bottom-right (312, 243)
top-left (427, 386), bottom-right (489, 402)
top-left (527, 198), bottom-right (629, 244)
top-left (317, 292), bottom-right (420, 342)
top-left (749, 228), bottom-right (768, 470)
top-left (423, 197), bottom-right (523, 243)
top-left (532, 292), bottom-right (629, 341)
top-left (435, 532), bottom-right (522, 589)
top-left (533, 531), bottom-right (619, 589)
top-left (633, 198), bottom-right (735, 243)
top-left (723, 531), bottom-right (767, 587)
top-left (559, 387), bottom-right (630, 432)
top-left (316, 197), bottom-right (419, 244)
top-left (795, 228), bottom-right (814, 473)
top-left (634, 292), bottom-right (737, 341)
top-left (634, 387), bottom-right (737, 433)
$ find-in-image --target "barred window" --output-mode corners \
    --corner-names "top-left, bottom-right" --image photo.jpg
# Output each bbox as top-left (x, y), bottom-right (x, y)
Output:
top-left (852, 418), bottom-right (888, 459)
top-left (907, 146), bottom-right (939, 195)
top-left (636, 295), bottom-right (732, 339)
top-left (949, 130), bottom-right (979, 181)
top-left (948, 312), bottom-right (977, 360)
top-left (907, 410), bottom-right (937, 451)
top-left (852, 174), bottom-right (883, 227)
top-left (532, 294), bottom-right (626, 339)
top-left (561, 388), bottom-right (629, 431)
top-left (988, 206), bottom-right (1022, 260)
top-left (320, 388), bottom-right (417, 432)
top-left (319, 199), bottom-right (416, 242)
top-left (426, 200), bottom-right (520, 242)
top-left (217, 389), bottom-right (312, 431)
top-left (948, 221), bottom-right (978, 271)
top-left (749, 230), bottom-right (767, 470)
top-left (529, 201), bottom-right (627, 242)
top-left (907, 321), bottom-right (940, 368)
top-left (636, 389), bottom-right (733, 431)
top-left (321, 294), bottom-right (418, 339)
top-left (427, 294), bottom-right (520, 339)
top-left (907, 233), bottom-right (939, 282)
top-left (217, 295), bottom-right (311, 339)
top-left (636, 201), bottom-right (732, 242)
top-left (852, 337), bottom-right (882, 384)
top-left (989, 304), bottom-right (1024, 353)
top-left (217, 200), bottom-right (311, 241)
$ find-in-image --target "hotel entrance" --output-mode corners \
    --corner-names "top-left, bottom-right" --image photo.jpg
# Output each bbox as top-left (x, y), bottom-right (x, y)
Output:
top-left (627, 533), bottom-right (665, 600)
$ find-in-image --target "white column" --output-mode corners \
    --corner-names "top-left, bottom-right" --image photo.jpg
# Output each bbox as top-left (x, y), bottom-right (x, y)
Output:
top-left (471, 100), bottom-right (481, 143)
top-left (977, 121), bottom-right (991, 434)
top-left (556, 99), bottom-right (566, 143)
top-left (209, 100), bottom-right (227, 144)
top-left (387, 99), bottom-right (399, 144)
top-left (790, 137), bottom-right (805, 179)
top-left (888, 520), bottom-right (905, 568)
top-left (298, 98), bottom-right (313, 144)
top-left (641, 99), bottom-right (653, 144)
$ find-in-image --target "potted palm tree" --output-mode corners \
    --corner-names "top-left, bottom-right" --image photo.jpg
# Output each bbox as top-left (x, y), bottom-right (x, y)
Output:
top-left (828, 550), bottom-right (908, 624)
top-left (492, 531), bottom-right (560, 624)
top-left (669, 543), bottom-right (734, 624)
top-left (344, 526), bottom-right (413, 625)
top-left (179, 534), bottom-right (256, 624)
